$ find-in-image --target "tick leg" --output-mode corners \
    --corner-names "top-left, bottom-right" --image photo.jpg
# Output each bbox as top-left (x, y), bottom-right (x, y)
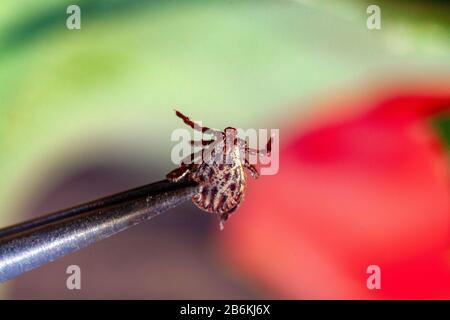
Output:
top-left (174, 110), bottom-right (221, 135)
top-left (245, 136), bottom-right (273, 156)
top-left (180, 149), bottom-right (205, 165)
top-left (167, 161), bottom-right (201, 182)
top-left (244, 159), bottom-right (260, 179)
top-left (166, 165), bottom-right (191, 182)
top-left (219, 214), bottom-right (228, 231)
top-left (219, 205), bottom-right (239, 230)
top-left (265, 136), bottom-right (273, 156)
top-left (189, 139), bottom-right (215, 146)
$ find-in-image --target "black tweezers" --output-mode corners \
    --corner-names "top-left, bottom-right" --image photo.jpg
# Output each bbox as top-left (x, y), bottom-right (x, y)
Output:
top-left (0, 179), bottom-right (198, 282)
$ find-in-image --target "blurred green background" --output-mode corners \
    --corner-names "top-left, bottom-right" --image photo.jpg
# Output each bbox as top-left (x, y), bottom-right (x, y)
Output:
top-left (0, 0), bottom-right (448, 298)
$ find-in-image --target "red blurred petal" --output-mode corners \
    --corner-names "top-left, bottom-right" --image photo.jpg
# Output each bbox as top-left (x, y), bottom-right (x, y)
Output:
top-left (219, 84), bottom-right (450, 299)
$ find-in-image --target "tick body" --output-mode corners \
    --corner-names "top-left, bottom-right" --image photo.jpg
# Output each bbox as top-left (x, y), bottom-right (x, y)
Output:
top-left (167, 110), bottom-right (272, 229)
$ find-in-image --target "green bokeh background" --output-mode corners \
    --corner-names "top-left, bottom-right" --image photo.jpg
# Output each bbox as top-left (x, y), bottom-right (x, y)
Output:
top-left (0, 0), bottom-right (448, 297)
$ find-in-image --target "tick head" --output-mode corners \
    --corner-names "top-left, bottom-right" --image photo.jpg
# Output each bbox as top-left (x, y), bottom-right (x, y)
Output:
top-left (224, 127), bottom-right (238, 151)
top-left (224, 127), bottom-right (237, 137)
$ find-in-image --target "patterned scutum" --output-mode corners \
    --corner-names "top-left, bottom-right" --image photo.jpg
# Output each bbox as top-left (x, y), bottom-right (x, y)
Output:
top-left (191, 144), bottom-right (246, 215)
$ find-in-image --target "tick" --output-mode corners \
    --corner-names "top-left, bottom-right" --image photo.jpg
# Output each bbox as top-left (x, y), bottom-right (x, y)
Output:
top-left (167, 110), bottom-right (272, 229)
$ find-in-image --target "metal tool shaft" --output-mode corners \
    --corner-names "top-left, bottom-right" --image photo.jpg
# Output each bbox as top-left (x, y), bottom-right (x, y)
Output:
top-left (0, 179), bottom-right (198, 282)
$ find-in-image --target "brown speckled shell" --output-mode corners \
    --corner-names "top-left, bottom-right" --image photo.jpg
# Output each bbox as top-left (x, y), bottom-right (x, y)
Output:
top-left (191, 148), bottom-right (246, 214)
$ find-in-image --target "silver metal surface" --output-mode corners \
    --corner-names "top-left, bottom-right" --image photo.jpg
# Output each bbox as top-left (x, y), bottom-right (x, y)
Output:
top-left (0, 179), bottom-right (198, 282)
